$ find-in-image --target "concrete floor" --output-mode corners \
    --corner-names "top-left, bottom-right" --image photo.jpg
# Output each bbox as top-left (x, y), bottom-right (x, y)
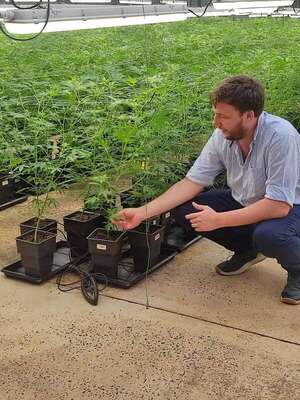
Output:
top-left (0, 190), bottom-right (299, 400)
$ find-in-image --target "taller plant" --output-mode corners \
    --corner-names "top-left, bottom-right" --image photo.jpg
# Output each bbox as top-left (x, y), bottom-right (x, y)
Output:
top-left (83, 122), bottom-right (141, 231)
top-left (13, 114), bottom-right (68, 240)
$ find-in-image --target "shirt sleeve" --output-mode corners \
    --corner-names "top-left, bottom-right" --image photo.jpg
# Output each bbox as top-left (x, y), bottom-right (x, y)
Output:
top-left (265, 133), bottom-right (299, 207)
top-left (186, 130), bottom-right (225, 186)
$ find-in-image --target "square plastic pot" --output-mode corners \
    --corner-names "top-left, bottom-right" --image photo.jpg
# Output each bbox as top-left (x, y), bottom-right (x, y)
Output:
top-left (128, 224), bottom-right (165, 272)
top-left (20, 218), bottom-right (57, 235)
top-left (16, 230), bottom-right (57, 278)
top-left (63, 211), bottom-right (105, 258)
top-left (88, 228), bottom-right (125, 278)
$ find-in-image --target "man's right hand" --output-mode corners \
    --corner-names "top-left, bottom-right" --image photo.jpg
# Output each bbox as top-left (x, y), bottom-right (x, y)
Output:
top-left (112, 208), bottom-right (145, 231)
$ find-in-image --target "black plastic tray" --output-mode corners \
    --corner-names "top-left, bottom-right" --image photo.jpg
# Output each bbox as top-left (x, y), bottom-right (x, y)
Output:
top-left (1, 224), bottom-right (202, 287)
top-left (0, 194), bottom-right (28, 211)
top-left (164, 224), bottom-right (203, 252)
top-left (1, 241), bottom-right (72, 284)
top-left (91, 247), bottom-right (178, 288)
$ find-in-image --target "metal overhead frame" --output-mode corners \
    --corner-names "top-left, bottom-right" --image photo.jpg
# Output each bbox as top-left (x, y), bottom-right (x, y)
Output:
top-left (0, 2), bottom-right (189, 23)
top-left (0, 0), bottom-right (298, 23)
top-left (0, 0), bottom-right (163, 4)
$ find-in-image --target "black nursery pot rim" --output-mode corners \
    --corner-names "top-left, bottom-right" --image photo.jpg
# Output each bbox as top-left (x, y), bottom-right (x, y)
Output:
top-left (63, 210), bottom-right (101, 221)
top-left (16, 229), bottom-right (57, 244)
top-left (87, 228), bottom-right (125, 243)
top-left (130, 224), bottom-right (165, 236)
top-left (21, 217), bottom-right (55, 223)
top-left (21, 217), bottom-right (56, 225)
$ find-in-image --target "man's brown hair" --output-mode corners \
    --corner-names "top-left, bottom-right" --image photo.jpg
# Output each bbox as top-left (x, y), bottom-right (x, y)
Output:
top-left (210, 75), bottom-right (265, 117)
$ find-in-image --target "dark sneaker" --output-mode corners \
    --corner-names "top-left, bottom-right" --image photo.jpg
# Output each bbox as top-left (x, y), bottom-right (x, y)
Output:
top-left (215, 250), bottom-right (266, 276)
top-left (281, 272), bottom-right (300, 305)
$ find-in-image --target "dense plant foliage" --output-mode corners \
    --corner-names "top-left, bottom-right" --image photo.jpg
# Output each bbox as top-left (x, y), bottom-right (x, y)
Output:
top-left (0, 17), bottom-right (299, 208)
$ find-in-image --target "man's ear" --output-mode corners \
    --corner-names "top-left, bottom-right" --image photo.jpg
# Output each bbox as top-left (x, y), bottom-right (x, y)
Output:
top-left (245, 110), bottom-right (255, 120)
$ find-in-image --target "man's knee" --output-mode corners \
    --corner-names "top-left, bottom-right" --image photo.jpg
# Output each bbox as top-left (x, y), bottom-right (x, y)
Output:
top-left (253, 222), bottom-right (288, 257)
top-left (174, 191), bottom-right (215, 230)
top-left (175, 189), bottom-right (241, 234)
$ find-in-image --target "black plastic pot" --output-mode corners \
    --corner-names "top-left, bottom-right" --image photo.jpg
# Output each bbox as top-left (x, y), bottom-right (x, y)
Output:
top-left (88, 228), bottom-right (125, 278)
top-left (128, 224), bottom-right (165, 272)
top-left (0, 175), bottom-right (14, 204)
top-left (119, 190), bottom-right (161, 225)
top-left (119, 190), bottom-right (142, 208)
top-left (20, 218), bottom-right (57, 235)
top-left (16, 230), bottom-right (57, 278)
top-left (160, 208), bottom-right (177, 245)
top-left (160, 209), bottom-right (174, 226)
top-left (63, 211), bottom-right (105, 258)
top-left (83, 199), bottom-right (112, 216)
top-left (146, 215), bottom-right (160, 226)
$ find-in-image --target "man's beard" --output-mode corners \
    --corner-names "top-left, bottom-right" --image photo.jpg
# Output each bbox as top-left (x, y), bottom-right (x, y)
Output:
top-left (222, 123), bottom-right (245, 141)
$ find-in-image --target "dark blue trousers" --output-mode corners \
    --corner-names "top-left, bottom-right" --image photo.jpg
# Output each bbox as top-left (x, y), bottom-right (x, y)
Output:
top-left (175, 189), bottom-right (300, 275)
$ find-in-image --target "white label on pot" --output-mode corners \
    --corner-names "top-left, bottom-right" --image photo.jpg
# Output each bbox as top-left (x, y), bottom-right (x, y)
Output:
top-left (97, 244), bottom-right (107, 251)
top-left (2, 180), bottom-right (8, 186)
top-left (153, 219), bottom-right (159, 225)
top-left (155, 233), bottom-right (160, 241)
top-left (165, 212), bottom-right (171, 218)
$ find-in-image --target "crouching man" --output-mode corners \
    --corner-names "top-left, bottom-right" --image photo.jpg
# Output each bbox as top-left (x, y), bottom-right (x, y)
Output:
top-left (114, 75), bottom-right (300, 305)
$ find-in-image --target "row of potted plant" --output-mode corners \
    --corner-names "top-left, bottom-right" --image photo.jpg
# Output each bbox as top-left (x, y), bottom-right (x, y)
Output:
top-left (2, 104), bottom-right (199, 279)
top-left (16, 203), bottom-right (174, 280)
top-left (9, 129), bottom-right (223, 280)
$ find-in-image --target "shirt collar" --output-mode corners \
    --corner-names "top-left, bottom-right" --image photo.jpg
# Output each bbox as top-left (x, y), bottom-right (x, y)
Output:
top-left (252, 111), bottom-right (266, 144)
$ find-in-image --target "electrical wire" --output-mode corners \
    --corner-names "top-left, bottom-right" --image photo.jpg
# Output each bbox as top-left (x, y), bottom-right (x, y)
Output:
top-left (54, 223), bottom-right (108, 305)
top-left (292, 3), bottom-right (300, 14)
top-left (100, 293), bottom-right (300, 347)
top-left (188, 0), bottom-right (214, 18)
top-left (10, 0), bottom-right (42, 10)
top-left (144, 212), bottom-right (151, 309)
top-left (141, 2), bottom-right (151, 310)
top-left (0, 0), bottom-right (51, 41)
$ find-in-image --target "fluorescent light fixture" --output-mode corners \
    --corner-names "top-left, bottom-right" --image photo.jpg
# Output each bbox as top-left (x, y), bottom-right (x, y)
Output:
top-left (0, 4), bottom-right (188, 23)
top-left (213, 1), bottom-right (295, 10)
top-left (3, 12), bottom-right (188, 33)
top-left (234, 7), bottom-right (279, 13)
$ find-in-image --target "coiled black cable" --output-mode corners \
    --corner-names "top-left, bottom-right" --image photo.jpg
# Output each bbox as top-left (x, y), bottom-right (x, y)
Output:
top-left (0, 0), bottom-right (51, 41)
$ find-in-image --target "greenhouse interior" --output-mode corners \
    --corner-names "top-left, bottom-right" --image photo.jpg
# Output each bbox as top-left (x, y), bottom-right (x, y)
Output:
top-left (0, 0), bottom-right (300, 399)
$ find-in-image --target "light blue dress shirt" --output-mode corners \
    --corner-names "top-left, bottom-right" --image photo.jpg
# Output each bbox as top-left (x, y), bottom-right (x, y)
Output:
top-left (186, 112), bottom-right (300, 207)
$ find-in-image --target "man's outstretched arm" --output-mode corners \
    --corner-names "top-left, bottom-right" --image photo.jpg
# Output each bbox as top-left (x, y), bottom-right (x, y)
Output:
top-left (138, 177), bottom-right (204, 220)
top-left (114, 178), bottom-right (204, 230)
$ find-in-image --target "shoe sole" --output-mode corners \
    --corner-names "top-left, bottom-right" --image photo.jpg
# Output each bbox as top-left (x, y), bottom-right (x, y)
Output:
top-left (215, 253), bottom-right (266, 276)
top-left (280, 296), bottom-right (300, 305)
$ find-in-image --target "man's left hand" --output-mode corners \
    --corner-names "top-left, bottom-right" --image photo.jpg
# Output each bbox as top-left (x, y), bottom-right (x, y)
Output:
top-left (185, 202), bottom-right (221, 232)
